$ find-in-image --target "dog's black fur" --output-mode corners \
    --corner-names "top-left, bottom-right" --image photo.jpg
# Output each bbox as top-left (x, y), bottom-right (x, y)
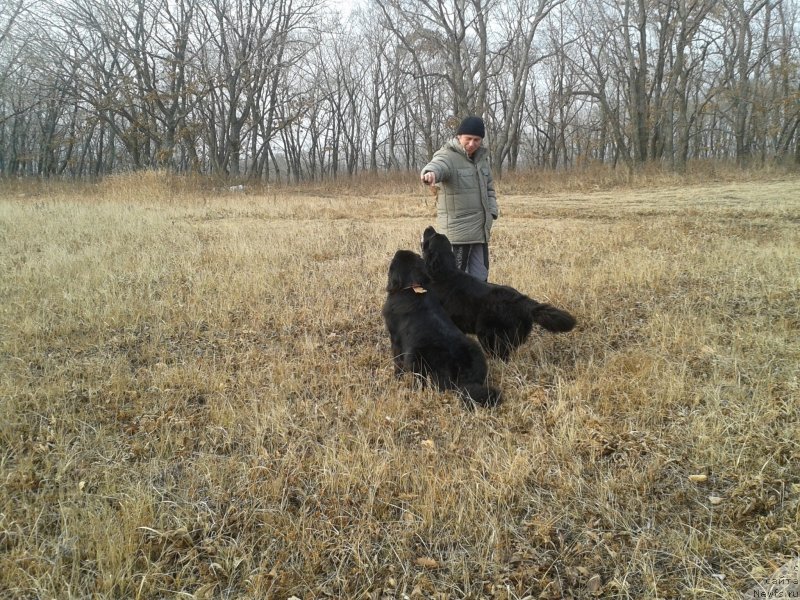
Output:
top-left (421, 226), bottom-right (577, 361)
top-left (381, 249), bottom-right (502, 407)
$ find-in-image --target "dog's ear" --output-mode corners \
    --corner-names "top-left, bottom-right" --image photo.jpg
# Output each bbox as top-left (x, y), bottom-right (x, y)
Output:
top-left (425, 248), bottom-right (442, 274)
top-left (387, 260), bottom-right (405, 293)
top-left (406, 251), bottom-right (430, 285)
top-left (387, 251), bottom-right (420, 292)
top-left (388, 250), bottom-right (431, 292)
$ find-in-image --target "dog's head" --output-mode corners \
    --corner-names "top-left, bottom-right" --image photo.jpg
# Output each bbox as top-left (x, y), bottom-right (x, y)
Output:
top-left (421, 226), bottom-right (457, 274)
top-left (387, 249), bottom-right (430, 293)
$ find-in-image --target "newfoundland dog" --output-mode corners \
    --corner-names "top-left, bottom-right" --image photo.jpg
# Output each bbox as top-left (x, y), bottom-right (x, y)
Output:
top-left (421, 226), bottom-right (577, 361)
top-left (381, 249), bottom-right (502, 407)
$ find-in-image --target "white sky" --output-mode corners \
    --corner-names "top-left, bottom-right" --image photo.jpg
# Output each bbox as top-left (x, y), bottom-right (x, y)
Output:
top-left (330, 0), bottom-right (358, 18)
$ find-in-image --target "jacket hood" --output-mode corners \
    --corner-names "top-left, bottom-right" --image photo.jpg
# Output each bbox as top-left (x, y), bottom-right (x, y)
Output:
top-left (446, 138), bottom-right (488, 162)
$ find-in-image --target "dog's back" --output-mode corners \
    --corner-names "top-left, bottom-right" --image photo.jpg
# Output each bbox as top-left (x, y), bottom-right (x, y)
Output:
top-left (421, 227), bottom-right (576, 360)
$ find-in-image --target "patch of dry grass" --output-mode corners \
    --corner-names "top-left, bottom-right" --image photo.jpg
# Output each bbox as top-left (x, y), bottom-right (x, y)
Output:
top-left (1, 174), bottom-right (798, 599)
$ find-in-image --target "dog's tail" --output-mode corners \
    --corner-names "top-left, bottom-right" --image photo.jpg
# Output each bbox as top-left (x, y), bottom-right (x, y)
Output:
top-left (529, 301), bottom-right (577, 333)
top-left (458, 383), bottom-right (503, 408)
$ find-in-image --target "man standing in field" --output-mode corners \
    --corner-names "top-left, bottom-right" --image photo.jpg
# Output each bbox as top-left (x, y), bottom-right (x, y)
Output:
top-left (420, 116), bottom-right (498, 282)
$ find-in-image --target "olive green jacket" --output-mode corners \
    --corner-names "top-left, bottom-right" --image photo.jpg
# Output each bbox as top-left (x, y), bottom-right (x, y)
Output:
top-left (421, 140), bottom-right (498, 244)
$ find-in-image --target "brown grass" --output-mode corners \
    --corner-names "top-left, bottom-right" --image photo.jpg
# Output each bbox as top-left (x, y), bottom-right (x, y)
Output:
top-left (1, 171), bottom-right (798, 599)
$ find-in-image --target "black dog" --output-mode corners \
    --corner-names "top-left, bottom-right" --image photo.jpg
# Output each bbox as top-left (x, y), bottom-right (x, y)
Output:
top-left (381, 249), bottom-right (502, 407)
top-left (421, 226), bottom-right (576, 361)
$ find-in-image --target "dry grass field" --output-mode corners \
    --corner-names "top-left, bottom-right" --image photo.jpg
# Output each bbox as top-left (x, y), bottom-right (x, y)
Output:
top-left (1, 170), bottom-right (798, 599)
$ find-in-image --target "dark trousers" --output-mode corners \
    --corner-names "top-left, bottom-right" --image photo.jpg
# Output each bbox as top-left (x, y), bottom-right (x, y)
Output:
top-left (452, 243), bottom-right (489, 281)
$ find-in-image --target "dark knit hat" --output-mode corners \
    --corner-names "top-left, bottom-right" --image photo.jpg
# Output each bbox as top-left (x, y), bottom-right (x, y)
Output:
top-left (456, 116), bottom-right (485, 138)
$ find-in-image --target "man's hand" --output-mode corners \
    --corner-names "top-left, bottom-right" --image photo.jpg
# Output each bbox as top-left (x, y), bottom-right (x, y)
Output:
top-left (421, 172), bottom-right (436, 185)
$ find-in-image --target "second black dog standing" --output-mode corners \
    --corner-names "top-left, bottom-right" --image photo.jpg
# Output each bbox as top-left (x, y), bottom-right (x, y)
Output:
top-left (421, 226), bottom-right (577, 361)
top-left (382, 249), bottom-right (502, 407)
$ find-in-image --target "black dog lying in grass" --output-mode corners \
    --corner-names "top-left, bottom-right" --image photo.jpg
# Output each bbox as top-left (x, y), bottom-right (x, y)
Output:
top-left (381, 249), bottom-right (502, 407)
top-left (421, 226), bottom-right (576, 361)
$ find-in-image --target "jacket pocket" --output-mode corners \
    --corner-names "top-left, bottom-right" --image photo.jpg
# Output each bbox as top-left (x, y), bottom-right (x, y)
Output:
top-left (457, 167), bottom-right (478, 189)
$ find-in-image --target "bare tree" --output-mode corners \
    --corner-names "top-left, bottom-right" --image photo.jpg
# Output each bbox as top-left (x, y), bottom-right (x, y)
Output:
top-left (769, 0), bottom-right (800, 164)
top-left (2, 0), bottom-right (798, 179)
top-left (377, 0), bottom-right (491, 159)
top-left (0, 0), bottom-right (35, 126)
top-left (43, 0), bottom-right (201, 170)
top-left (720, 0), bottom-right (769, 166)
top-left (0, 0), bottom-right (45, 174)
top-left (566, 0), bottom-right (635, 171)
top-left (487, 0), bottom-right (566, 174)
top-left (660, 0), bottom-right (717, 172)
top-left (195, 0), bottom-right (321, 178)
top-left (352, 8), bottom-right (397, 173)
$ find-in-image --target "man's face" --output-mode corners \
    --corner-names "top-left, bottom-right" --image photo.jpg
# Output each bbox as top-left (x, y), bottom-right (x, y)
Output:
top-left (457, 134), bottom-right (482, 157)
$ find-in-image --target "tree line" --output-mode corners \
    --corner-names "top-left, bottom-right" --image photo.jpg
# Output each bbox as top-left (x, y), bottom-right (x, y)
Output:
top-left (1, 0), bottom-right (798, 181)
